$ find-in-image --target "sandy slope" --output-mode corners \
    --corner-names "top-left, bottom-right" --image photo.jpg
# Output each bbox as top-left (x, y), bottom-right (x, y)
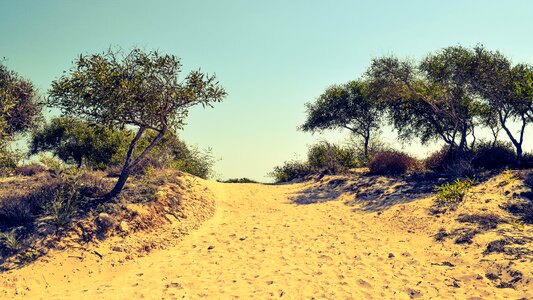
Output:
top-left (1, 177), bottom-right (532, 299)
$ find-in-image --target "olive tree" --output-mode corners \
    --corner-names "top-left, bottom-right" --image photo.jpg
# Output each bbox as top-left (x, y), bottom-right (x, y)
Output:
top-left (0, 63), bottom-right (41, 145)
top-left (48, 49), bottom-right (226, 198)
top-left (366, 47), bottom-right (481, 152)
top-left (471, 46), bottom-right (532, 160)
top-left (300, 80), bottom-right (382, 156)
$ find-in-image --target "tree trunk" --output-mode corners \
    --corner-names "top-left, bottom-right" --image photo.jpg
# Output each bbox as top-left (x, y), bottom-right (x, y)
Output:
top-left (105, 126), bottom-right (167, 199)
top-left (105, 127), bottom-right (146, 199)
top-left (363, 134), bottom-right (370, 157)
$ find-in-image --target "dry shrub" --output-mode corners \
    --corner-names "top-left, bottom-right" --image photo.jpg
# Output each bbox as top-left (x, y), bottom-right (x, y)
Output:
top-left (472, 141), bottom-right (517, 170)
top-left (14, 163), bottom-right (47, 176)
top-left (368, 150), bottom-right (418, 175)
top-left (424, 147), bottom-right (474, 176)
top-left (0, 184), bottom-right (57, 228)
top-left (457, 213), bottom-right (504, 230)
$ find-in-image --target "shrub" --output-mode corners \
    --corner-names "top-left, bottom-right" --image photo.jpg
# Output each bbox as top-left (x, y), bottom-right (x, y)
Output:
top-left (0, 149), bottom-right (23, 176)
top-left (222, 178), bottom-right (258, 183)
top-left (424, 147), bottom-right (476, 176)
top-left (15, 163), bottom-right (47, 176)
top-left (30, 117), bottom-right (127, 169)
top-left (0, 185), bottom-right (56, 228)
top-left (269, 160), bottom-right (311, 183)
top-left (472, 141), bottom-right (516, 170)
top-left (368, 150), bottom-right (418, 175)
top-left (307, 141), bottom-right (357, 173)
top-left (434, 178), bottom-right (474, 208)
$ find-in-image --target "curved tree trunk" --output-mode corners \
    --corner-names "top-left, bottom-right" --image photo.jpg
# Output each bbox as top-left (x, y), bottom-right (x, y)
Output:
top-left (105, 126), bottom-right (167, 199)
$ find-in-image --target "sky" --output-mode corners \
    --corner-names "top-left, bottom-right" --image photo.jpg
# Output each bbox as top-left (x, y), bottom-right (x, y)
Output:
top-left (1, 0), bottom-right (533, 181)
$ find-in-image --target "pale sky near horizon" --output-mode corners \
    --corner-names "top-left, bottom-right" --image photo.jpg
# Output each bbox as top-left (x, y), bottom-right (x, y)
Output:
top-left (2, 0), bottom-right (533, 181)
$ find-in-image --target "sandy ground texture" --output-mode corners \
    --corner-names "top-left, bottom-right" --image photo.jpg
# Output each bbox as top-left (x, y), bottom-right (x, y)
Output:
top-left (1, 173), bottom-right (532, 299)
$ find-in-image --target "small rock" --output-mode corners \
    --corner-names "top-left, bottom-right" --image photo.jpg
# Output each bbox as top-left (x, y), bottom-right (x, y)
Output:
top-left (207, 245), bottom-right (215, 251)
top-left (388, 253), bottom-right (395, 259)
top-left (119, 221), bottom-right (130, 233)
top-left (96, 213), bottom-right (116, 233)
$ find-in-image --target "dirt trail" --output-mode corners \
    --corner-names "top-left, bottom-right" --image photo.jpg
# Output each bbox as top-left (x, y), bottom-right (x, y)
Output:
top-left (1, 179), bottom-right (531, 299)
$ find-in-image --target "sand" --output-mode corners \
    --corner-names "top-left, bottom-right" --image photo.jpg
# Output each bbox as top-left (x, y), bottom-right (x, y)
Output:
top-left (1, 175), bottom-right (532, 299)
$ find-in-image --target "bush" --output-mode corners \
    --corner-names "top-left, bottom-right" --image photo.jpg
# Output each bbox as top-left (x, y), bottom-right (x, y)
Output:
top-left (434, 178), bottom-right (474, 208)
top-left (15, 163), bottom-right (47, 176)
top-left (472, 141), bottom-right (516, 170)
top-left (424, 147), bottom-right (475, 176)
top-left (222, 178), bottom-right (258, 183)
top-left (0, 149), bottom-right (23, 176)
top-left (307, 141), bottom-right (357, 173)
top-left (269, 160), bottom-right (311, 183)
top-left (30, 117), bottom-right (127, 169)
top-left (368, 150), bottom-right (418, 175)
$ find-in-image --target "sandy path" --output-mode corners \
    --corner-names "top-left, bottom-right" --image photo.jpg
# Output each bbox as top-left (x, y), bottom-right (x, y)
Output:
top-left (1, 180), bottom-right (531, 299)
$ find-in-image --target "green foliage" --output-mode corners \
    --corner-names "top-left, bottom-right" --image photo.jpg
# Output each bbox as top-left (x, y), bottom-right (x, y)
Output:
top-left (470, 46), bottom-right (532, 159)
top-left (301, 80), bottom-right (382, 155)
top-left (221, 178), bottom-right (258, 183)
top-left (127, 131), bottom-right (215, 179)
top-left (0, 230), bottom-right (19, 254)
top-left (434, 178), bottom-right (475, 207)
top-left (269, 160), bottom-right (311, 183)
top-left (368, 150), bottom-right (418, 175)
top-left (307, 141), bottom-right (357, 173)
top-left (0, 63), bottom-right (41, 145)
top-left (30, 117), bottom-right (127, 169)
top-left (366, 47), bottom-right (480, 151)
top-left (0, 148), bottom-right (23, 175)
top-left (48, 48), bottom-right (226, 198)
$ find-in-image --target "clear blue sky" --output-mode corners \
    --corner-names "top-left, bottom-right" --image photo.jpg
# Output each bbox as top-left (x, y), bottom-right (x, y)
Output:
top-left (2, 0), bottom-right (533, 181)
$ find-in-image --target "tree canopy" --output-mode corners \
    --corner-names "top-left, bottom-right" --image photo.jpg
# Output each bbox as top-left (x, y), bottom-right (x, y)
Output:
top-left (48, 48), bottom-right (226, 198)
top-left (301, 80), bottom-right (382, 156)
top-left (366, 46), bottom-right (483, 152)
top-left (0, 63), bottom-right (41, 145)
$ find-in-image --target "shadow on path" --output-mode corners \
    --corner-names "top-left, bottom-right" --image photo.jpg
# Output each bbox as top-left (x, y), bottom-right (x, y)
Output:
top-left (290, 174), bottom-right (439, 212)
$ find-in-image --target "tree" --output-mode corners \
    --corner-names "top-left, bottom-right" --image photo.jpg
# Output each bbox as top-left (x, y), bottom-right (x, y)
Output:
top-left (471, 46), bottom-right (531, 160)
top-left (300, 80), bottom-right (381, 156)
top-left (0, 63), bottom-right (41, 145)
top-left (366, 47), bottom-right (481, 152)
top-left (30, 117), bottom-right (127, 169)
top-left (48, 49), bottom-right (226, 198)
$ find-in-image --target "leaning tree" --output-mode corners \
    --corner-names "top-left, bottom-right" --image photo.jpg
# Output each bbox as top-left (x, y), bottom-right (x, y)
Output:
top-left (300, 80), bottom-right (382, 157)
top-left (48, 49), bottom-right (226, 198)
top-left (0, 63), bottom-right (41, 145)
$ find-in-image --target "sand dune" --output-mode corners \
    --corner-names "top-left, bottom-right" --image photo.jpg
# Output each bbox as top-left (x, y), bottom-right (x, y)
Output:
top-left (1, 174), bottom-right (532, 299)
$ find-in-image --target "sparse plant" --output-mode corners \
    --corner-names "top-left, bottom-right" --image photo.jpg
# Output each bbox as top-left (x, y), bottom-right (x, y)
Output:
top-left (0, 230), bottom-right (20, 254)
top-left (434, 178), bottom-right (475, 209)
top-left (43, 176), bottom-right (82, 228)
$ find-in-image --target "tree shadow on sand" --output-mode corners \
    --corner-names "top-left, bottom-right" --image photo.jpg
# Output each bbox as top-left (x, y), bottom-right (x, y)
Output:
top-left (290, 174), bottom-right (442, 212)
